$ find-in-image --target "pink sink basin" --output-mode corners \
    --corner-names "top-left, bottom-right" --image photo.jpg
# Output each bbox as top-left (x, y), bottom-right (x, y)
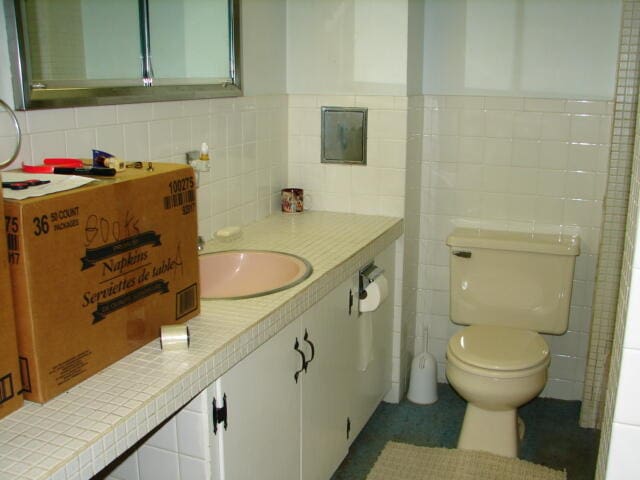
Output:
top-left (199, 250), bottom-right (313, 299)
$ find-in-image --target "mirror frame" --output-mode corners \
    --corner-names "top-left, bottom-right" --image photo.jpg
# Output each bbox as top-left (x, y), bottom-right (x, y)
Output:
top-left (3, 0), bottom-right (241, 110)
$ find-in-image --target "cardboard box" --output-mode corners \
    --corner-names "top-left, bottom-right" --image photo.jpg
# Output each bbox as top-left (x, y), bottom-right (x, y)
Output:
top-left (4, 163), bottom-right (199, 403)
top-left (0, 177), bottom-right (23, 418)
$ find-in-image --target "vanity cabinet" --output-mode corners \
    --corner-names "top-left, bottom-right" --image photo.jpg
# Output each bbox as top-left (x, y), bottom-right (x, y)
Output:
top-left (104, 243), bottom-right (395, 480)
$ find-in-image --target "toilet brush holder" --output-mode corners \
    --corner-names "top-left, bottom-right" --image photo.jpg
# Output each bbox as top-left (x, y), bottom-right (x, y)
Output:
top-left (407, 351), bottom-right (438, 404)
top-left (408, 326), bottom-right (438, 404)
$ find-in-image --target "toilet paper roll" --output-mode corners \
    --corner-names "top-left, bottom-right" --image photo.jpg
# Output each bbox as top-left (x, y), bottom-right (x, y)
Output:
top-left (359, 274), bottom-right (389, 313)
top-left (160, 324), bottom-right (190, 351)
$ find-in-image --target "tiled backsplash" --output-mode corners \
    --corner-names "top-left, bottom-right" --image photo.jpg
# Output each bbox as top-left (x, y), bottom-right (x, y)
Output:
top-left (13, 95), bottom-right (289, 242)
top-left (287, 94), bottom-right (407, 217)
top-left (416, 95), bottom-right (613, 400)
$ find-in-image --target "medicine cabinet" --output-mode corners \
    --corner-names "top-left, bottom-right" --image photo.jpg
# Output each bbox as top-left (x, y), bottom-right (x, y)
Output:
top-left (3, 0), bottom-right (241, 109)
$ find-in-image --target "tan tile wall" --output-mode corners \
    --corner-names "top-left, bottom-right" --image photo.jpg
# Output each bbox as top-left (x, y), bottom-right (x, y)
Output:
top-left (597, 1), bottom-right (640, 476)
top-left (582, 0), bottom-right (640, 429)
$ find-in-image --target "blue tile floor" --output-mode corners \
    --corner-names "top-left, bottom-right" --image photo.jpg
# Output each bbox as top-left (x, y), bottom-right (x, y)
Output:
top-left (332, 384), bottom-right (600, 480)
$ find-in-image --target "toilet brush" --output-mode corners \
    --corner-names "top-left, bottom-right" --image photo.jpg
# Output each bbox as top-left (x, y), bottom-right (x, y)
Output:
top-left (407, 325), bottom-right (438, 404)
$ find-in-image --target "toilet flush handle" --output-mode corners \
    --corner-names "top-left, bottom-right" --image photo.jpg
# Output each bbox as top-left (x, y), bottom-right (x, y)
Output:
top-left (453, 250), bottom-right (472, 258)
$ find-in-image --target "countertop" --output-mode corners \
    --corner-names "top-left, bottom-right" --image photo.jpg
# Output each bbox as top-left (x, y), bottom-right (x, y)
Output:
top-left (0, 212), bottom-right (402, 480)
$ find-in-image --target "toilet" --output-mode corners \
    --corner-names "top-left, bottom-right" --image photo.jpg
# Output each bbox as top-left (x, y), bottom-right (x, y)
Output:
top-left (445, 228), bottom-right (580, 458)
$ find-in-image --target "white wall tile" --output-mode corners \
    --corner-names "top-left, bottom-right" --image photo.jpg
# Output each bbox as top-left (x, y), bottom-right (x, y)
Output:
top-left (176, 411), bottom-right (207, 459)
top-left (540, 113), bottom-right (571, 140)
top-left (538, 141), bottom-right (569, 170)
top-left (76, 106), bottom-right (117, 128)
top-left (149, 120), bottom-right (173, 160)
top-left (123, 123), bottom-right (150, 162)
top-left (146, 418), bottom-right (177, 452)
top-left (483, 138), bottom-right (512, 165)
top-left (606, 423), bottom-right (640, 480)
top-left (178, 457), bottom-right (209, 480)
top-left (107, 453), bottom-right (139, 480)
top-left (171, 118), bottom-right (192, 156)
top-left (623, 272), bottom-right (640, 350)
top-left (570, 114), bottom-right (601, 143)
top-left (459, 110), bottom-right (486, 136)
top-left (117, 104), bottom-right (153, 124)
top-left (30, 131), bottom-right (66, 163)
top-left (485, 110), bottom-right (515, 138)
top-left (66, 128), bottom-right (97, 158)
top-left (513, 111), bottom-right (542, 139)
top-left (27, 108), bottom-right (76, 133)
top-left (152, 101), bottom-right (184, 121)
top-left (613, 348), bottom-right (640, 425)
top-left (415, 93), bottom-right (611, 400)
top-left (96, 125), bottom-right (125, 157)
top-left (137, 446), bottom-right (179, 480)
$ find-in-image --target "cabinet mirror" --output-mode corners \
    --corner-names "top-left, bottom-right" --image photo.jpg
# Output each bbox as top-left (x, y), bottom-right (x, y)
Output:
top-left (4, 0), bottom-right (240, 109)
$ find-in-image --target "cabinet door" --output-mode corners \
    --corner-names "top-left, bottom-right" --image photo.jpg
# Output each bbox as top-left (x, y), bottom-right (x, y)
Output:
top-left (210, 319), bottom-right (302, 480)
top-left (300, 278), bottom-right (354, 480)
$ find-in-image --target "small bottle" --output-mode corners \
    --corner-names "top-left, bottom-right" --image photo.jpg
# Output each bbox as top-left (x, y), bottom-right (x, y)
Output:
top-left (199, 142), bottom-right (210, 161)
top-left (195, 142), bottom-right (210, 173)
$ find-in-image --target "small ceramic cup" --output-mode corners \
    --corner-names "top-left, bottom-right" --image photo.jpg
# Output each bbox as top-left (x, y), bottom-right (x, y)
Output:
top-left (281, 188), bottom-right (305, 213)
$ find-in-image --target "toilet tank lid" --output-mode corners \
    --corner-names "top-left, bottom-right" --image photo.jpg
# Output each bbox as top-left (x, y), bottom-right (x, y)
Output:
top-left (446, 228), bottom-right (580, 256)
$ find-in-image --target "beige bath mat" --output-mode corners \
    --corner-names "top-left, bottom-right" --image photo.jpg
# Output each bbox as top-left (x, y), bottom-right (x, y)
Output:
top-left (366, 442), bottom-right (566, 480)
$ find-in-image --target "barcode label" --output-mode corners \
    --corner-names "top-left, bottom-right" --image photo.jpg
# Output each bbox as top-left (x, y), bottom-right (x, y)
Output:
top-left (176, 283), bottom-right (198, 319)
top-left (163, 190), bottom-right (195, 210)
top-left (6, 234), bottom-right (18, 251)
top-left (0, 374), bottom-right (14, 404)
top-left (19, 357), bottom-right (31, 393)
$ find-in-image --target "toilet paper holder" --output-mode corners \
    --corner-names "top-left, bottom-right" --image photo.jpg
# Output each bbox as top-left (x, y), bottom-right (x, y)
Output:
top-left (359, 263), bottom-right (384, 299)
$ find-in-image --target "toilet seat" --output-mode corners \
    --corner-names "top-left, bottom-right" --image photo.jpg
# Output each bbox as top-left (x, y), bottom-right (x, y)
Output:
top-left (447, 325), bottom-right (550, 376)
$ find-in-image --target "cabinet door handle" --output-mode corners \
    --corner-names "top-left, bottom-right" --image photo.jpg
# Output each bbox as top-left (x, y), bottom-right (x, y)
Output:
top-left (303, 329), bottom-right (315, 366)
top-left (294, 338), bottom-right (307, 383)
top-left (212, 393), bottom-right (228, 435)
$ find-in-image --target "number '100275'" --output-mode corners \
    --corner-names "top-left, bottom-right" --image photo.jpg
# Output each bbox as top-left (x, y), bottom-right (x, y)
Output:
top-left (169, 177), bottom-right (194, 194)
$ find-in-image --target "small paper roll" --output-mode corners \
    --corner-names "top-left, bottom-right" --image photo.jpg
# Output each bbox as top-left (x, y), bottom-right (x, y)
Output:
top-left (160, 324), bottom-right (190, 351)
top-left (359, 275), bottom-right (389, 313)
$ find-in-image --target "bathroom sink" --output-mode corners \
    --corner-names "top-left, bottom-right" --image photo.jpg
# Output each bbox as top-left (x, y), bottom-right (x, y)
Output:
top-left (199, 250), bottom-right (313, 299)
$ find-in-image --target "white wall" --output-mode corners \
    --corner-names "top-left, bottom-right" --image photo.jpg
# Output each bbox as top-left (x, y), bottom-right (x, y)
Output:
top-left (406, 0), bottom-right (425, 96)
top-left (286, 0), bottom-right (408, 96)
top-left (241, 0), bottom-right (287, 96)
top-left (0, 6), bottom-right (13, 106)
top-left (423, 0), bottom-right (621, 99)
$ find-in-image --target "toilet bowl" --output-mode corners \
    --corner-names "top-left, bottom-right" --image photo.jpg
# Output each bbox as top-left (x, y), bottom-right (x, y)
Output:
top-left (446, 325), bottom-right (550, 458)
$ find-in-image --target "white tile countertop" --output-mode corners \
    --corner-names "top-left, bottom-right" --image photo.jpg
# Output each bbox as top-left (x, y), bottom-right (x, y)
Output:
top-left (0, 212), bottom-right (403, 480)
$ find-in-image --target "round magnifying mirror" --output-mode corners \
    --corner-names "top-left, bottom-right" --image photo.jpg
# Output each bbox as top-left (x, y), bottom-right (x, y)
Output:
top-left (0, 99), bottom-right (21, 169)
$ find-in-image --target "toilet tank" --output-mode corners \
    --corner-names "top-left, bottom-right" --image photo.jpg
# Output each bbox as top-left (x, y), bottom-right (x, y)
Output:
top-left (447, 228), bottom-right (580, 335)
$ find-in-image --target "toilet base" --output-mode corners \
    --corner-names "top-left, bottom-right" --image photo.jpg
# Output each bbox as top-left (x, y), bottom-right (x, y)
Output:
top-left (457, 403), bottom-right (519, 458)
